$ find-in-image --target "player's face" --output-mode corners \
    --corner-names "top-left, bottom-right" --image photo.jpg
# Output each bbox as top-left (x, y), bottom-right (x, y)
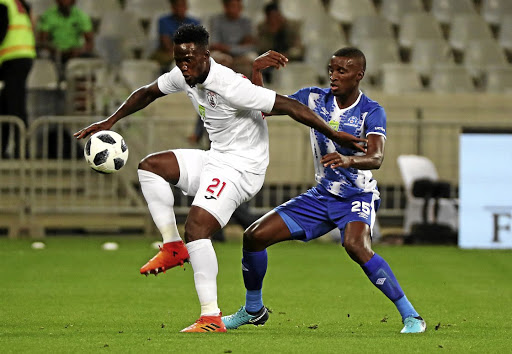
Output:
top-left (174, 43), bottom-right (210, 87)
top-left (328, 56), bottom-right (364, 96)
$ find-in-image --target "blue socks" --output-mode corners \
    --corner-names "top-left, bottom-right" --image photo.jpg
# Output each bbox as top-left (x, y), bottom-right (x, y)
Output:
top-left (242, 249), bottom-right (267, 313)
top-left (362, 253), bottom-right (419, 320)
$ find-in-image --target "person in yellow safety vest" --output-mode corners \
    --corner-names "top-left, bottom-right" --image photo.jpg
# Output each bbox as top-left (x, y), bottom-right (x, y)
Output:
top-left (0, 0), bottom-right (36, 158)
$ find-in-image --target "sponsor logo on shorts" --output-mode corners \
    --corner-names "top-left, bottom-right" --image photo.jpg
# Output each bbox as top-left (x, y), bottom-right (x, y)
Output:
top-left (376, 278), bottom-right (386, 285)
top-left (204, 195), bottom-right (217, 200)
top-left (358, 211), bottom-right (369, 219)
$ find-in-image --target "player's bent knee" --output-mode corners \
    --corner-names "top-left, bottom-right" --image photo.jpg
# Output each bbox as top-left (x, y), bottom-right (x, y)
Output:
top-left (243, 225), bottom-right (267, 250)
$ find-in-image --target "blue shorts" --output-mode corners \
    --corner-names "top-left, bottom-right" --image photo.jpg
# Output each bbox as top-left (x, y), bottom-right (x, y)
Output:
top-left (274, 185), bottom-right (380, 243)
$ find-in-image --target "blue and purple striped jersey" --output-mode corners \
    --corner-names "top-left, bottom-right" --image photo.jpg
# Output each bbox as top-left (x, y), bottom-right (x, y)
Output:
top-left (288, 88), bottom-right (386, 198)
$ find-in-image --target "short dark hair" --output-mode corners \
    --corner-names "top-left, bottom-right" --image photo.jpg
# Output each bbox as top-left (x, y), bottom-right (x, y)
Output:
top-left (333, 47), bottom-right (366, 72)
top-left (173, 24), bottom-right (209, 47)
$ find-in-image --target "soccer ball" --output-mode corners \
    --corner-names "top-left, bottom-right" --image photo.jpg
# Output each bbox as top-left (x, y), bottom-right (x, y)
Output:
top-left (84, 130), bottom-right (129, 174)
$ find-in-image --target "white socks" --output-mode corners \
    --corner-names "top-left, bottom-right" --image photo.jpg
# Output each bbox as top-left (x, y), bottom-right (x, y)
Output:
top-left (138, 169), bottom-right (181, 243)
top-left (186, 239), bottom-right (220, 316)
top-left (139, 169), bottom-right (220, 317)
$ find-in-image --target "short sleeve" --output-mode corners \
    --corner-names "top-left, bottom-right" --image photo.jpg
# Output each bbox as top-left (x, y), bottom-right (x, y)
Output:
top-left (222, 74), bottom-right (276, 113)
top-left (78, 10), bottom-right (93, 32)
top-left (288, 87), bottom-right (311, 106)
top-left (157, 66), bottom-right (184, 94)
top-left (365, 106), bottom-right (387, 138)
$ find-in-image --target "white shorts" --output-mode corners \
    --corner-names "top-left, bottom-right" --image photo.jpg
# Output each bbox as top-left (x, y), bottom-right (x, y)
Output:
top-left (173, 149), bottom-right (265, 227)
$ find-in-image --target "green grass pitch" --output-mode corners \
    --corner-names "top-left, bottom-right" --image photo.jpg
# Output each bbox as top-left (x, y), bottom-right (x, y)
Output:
top-left (1, 237), bottom-right (511, 353)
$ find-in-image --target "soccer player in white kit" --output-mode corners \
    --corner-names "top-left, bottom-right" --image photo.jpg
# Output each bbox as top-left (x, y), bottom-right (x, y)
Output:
top-left (74, 24), bottom-right (366, 333)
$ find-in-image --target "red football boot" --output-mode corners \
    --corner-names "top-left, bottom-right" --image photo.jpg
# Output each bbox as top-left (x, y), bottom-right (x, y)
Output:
top-left (140, 241), bottom-right (189, 276)
top-left (180, 314), bottom-right (227, 333)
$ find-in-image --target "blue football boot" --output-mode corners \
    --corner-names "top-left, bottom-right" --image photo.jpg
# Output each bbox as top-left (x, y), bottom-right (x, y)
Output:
top-left (401, 316), bottom-right (427, 333)
top-left (221, 306), bottom-right (269, 329)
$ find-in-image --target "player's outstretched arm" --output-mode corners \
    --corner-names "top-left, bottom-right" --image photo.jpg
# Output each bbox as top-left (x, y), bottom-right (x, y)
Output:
top-left (321, 134), bottom-right (385, 170)
top-left (271, 95), bottom-right (367, 152)
top-left (251, 50), bottom-right (288, 87)
top-left (74, 80), bottom-right (165, 139)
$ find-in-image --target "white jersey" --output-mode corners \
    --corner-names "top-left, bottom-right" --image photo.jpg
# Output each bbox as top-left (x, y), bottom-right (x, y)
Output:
top-left (157, 58), bottom-right (276, 174)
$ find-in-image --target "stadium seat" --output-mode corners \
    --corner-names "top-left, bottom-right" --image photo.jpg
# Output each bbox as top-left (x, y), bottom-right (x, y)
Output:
top-left (27, 59), bottom-right (59, 90)
top-left (379, 0), bottom-right (424, 26)
top-left (278, 0), bottom-right (325, 21)
top-left (410, 39), bottom-right (454, 80)
top-left (328, 0), bottom-right (376, 24)
top-left (75, 0), bottom-right (122, 25)
top-left (398, 13), bottom-right (444, 49)
top-left (463, 39), bottom-right (507, 80)
top-left (27, 59), bottom-right (61, 120)
top-left (64, 58), bottom-right (108, 115)
top-left (348, 15), bottom-right (394, 47)
top-left (120, 59), bottom-right (161, 91)
top-left (498, 15), bottom-right (512, 52)
top-left (429, 63), bottom-right (475, 93)
top-left (188, 0), bottom-right (223, 25)
top-left (301, 14), bottom-right (346, 46)
top-left (94, 35), bottom-right (125, 66)
top-left (481, 0), bottom-right (512, 26)
top-left (357, 38), bottom-right (400, 84)
top-left (304, 38), bottom-right (348, 78)
top-left (272, 62), bottom-right (319, 94)
top-left (96, 10), bottom-right (148, 61)
top-left (397, 154), bottom-right (458, 234)
top-left (381, 63), bottom-right (423, 94)
top-left (124, 0), bottom-right (168, 24)
top-left (448, 14), bottom-right (494, 52)
top-left (430, 0), bottom-right (476, 25)
top-left (484, 64), bottom-right (512, 93)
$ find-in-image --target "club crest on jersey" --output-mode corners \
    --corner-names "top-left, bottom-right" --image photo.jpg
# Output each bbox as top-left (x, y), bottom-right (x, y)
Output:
top-left (206, 91), bottom-right (218, 108)
top-left (345, 116), bottom-right (359, 127)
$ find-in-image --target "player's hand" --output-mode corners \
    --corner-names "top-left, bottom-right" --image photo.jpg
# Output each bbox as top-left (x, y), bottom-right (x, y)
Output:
top-left (332, 131), bottom-right (367, 153)
top-left (321, 152), bottom-right (352, 169)
top-left (74, 119), bottom-right (113, 139)
top-left (253, 50), bottom-right (288, 71)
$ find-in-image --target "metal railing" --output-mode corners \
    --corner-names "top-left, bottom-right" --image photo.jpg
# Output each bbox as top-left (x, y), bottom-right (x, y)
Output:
top-left (2, 114), bottom-right (512, 236)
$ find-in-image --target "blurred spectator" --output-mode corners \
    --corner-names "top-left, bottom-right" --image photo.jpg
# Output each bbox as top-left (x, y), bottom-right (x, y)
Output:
top-left (151, 0), bottom-right (200, 72)
top-left (257, 3), bottom-right (304, 62)
top-left (36, 0), bottom-right (94, 66)
top-left (256, 2), bottom-right (304, 83)
top-left (0, 0), bottom-right (36, 158)
top-left (209, 0), bottom-right (257, 77)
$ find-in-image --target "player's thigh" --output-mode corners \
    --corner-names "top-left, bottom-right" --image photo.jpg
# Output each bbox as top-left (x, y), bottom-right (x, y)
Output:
top-left (273, 188), bottom-right (336, 242)
top-left (244, 210), bottom-right (293, 250)
top-left (138, 150), bottom-right (181, 184)
top-left (172, 149), bottom-right (208, 195)
top-left (333, 192), bottom-right (380, 244)
top-left (192, 163), bottom-right (265, 228)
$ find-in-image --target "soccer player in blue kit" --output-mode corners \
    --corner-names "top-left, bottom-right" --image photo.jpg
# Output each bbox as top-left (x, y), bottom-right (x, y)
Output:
top-left (222, 48), bottom-right (426, 333)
